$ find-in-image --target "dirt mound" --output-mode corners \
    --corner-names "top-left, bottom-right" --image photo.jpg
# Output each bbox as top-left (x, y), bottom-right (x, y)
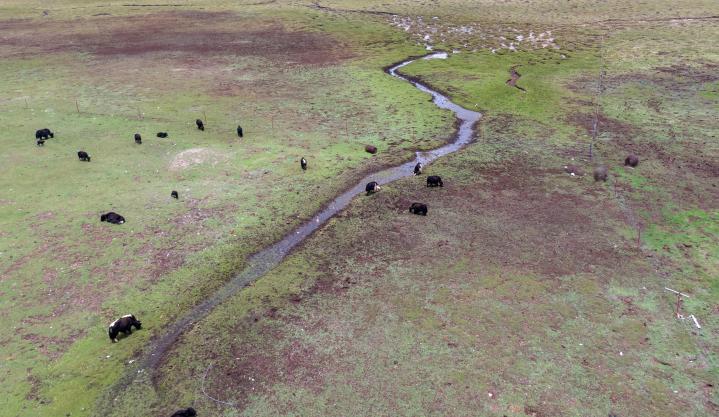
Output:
top-left (169, 148), bottom-right (227, 171)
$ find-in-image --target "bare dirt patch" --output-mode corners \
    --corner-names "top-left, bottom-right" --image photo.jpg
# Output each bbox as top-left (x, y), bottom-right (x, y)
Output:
top-left (0, 11), bottom-right (352, 66)
top-left (169, 148), bottom-right (227, 171)
top-left (506, 65), bottom-right (526, 92)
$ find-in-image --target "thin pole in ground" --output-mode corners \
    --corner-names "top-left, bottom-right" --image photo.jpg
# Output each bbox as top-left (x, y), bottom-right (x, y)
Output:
top-left (664, 287), bottom-right (690, 318)
top-left (75, 99), bottom-right (80, 113)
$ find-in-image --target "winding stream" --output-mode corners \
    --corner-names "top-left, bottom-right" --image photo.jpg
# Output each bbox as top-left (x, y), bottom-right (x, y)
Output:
top-left (140, 52), bottom-right (481, 370)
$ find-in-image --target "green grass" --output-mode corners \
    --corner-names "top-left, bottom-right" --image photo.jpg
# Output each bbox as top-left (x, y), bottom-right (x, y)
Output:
top-left (2, 1), bottom-right (718, 416)
top-left (0, 4), bottom-right (453, 416)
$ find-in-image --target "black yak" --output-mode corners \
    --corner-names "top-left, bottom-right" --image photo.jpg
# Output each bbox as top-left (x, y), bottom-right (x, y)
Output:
top-left (414, 162), bottom-right (423, 175)
top-left (237, 125), bottom-right (243, 138)
top-left (35, 128), bottom-right (54, 140)
top-left (101, 212), bottom-right (125, 224)
top-left (170, 408), bottom-right (197, 417)
top-left (134, 133), bottom-right (142, 144)
top-left (426, 175), bottom-right (443, 187)
top-left (77, 151), bottom-right (91, 162)
top-left (171, 190), bottom-right (178, 199)
top-left (108, 314), bottom-right (142, 342)
top-left (365, 181), bottom-right (381, 195)
top-left (301, 157), bottom-right (307, 170)
top-left (36, 138), bottom-right (45, 146)
top-left (594, 165), bottom-right (609, 182)
top-left (625, 154), bottom-right (639, 167)
top-left (365, 145), bottom-right (377, 154)
top-left (409, 202), bottom-right (428, 215)
top-left (157, 132), bottom-right (168, 138)
top-left (196, 119), bottom-right (204, 131)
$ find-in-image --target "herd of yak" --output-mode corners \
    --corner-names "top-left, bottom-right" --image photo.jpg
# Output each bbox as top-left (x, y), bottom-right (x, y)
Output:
top-left (32, 116), bottom-right (449, 416)
top-left (33, 116), bottom-right (640, 416)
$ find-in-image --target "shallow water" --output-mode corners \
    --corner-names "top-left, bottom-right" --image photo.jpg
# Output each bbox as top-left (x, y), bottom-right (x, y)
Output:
top-left (142, 52), bottom-right (482, 369)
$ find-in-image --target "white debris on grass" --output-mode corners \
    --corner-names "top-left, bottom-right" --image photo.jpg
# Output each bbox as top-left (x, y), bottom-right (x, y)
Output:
top-left (389, 15), bottom-right (561, 53)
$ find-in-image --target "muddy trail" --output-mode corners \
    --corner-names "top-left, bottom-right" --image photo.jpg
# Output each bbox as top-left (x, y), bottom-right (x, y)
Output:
top-left (506, 65), bottom-right (526, 92)
top-left (97, 52), bottom-right (480, 405)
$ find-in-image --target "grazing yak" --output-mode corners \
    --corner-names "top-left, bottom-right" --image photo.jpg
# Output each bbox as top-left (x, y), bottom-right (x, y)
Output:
top-left (35, 128), bottom-right (54, 140)
top-left (196, 119), bottom-right (204, 131)
top-left (157, 132), bottom-right (168, 138)
top-left (414, 162), bottom-right (423, 175)
top-left (170, 408), bottom-right (197, 417)
top-left (426, 175), bottom-right (443, 187)
top-left (301, 157), bottom-right (307, 170)
top-left (77, 151), bottom-right (91, 162)
top-left (171, 190), bottom-right (179, 199)
top-left (108, 314), bottom-right (142, 343)
top-left (594, 165), bottom-right (609, 182)
top-left (101, 212), bottom-right (125, 224)
top-left (409, 202), bottom-right (428, 215)
top-left (365, 144), bottom-right (378, 154)
top-left (625, 154), bottom-right (639, 167)
top-left (134, 133), bottom-right (142, 144)
top-left (237, 125), bottom-right (243, 138)
top-left (365, 181), bottom-right (381, 195)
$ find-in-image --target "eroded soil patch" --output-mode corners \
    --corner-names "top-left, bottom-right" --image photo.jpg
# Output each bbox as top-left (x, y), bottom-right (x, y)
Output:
top-left (0, 11), bottom-right (352, 66)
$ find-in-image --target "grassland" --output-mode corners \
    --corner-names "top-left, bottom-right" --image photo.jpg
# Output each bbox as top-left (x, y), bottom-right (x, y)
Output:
top-left (0, 3), bottom-right (451, 416)
top-left (1, 1), bottom-right (717, 417)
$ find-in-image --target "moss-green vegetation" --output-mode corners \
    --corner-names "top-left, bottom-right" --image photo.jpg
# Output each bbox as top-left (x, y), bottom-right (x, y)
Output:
top-left (2, 1), bottom-right (717, 416)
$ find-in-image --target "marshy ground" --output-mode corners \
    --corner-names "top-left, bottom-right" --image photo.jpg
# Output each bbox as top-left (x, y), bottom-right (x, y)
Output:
top-left (0, 1), bottom-right (717, 417)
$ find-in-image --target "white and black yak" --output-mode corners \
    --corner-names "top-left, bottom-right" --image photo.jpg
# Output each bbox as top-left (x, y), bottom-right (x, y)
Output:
top-left (108, 314), bottom-right (142, 342)
top-left (35, 128), bottom-right (54, 140)
top-left (365, 181), bottom-right (381, 195)
top-left (414, 162), bottom-right (423, 175)
top-left (77, 151), bottom-right (91, 162)
top-left (101, 212), bottom-right (125, 224)
top-left (301, 157), bottom-right (307, 170)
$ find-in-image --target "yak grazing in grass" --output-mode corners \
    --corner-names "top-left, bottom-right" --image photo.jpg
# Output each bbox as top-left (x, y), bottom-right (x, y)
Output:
top-left (108, 314), bottom-right (142, 342)
top-left (365, 181), bottom-right (381, 195)
top-left (409, 202), bottom-right (428, 215)
top-left (77, 151), bottom-right (91, 162)
top-left (426, 175), bottom-right (443, 187)
top-left (35, 128), bottom-right (54, 140)
top-left (101, 212), bottom-right (125, 224)
top-left (625, 154), bottom-right (639, 167)
top-left (170, 408), bottom-right (197, 417)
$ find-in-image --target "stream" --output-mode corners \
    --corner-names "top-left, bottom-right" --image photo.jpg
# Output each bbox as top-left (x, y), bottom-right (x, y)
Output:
top-left (139, 52), bottom-right (482, 371)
